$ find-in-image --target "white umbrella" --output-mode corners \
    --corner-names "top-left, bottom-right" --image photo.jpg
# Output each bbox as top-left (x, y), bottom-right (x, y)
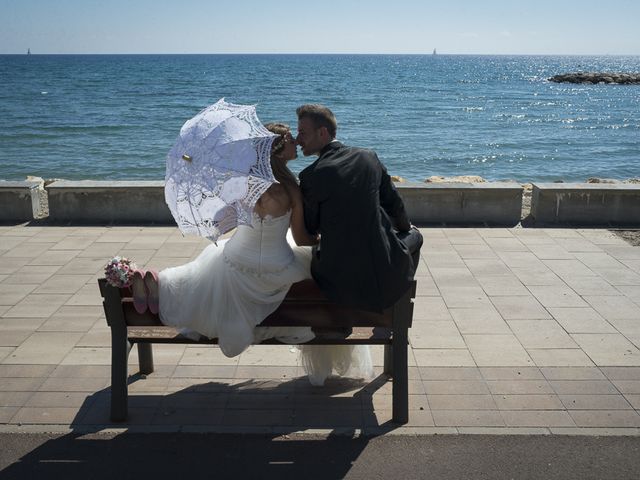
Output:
top-left (165, 98), bottom-right (278, 241)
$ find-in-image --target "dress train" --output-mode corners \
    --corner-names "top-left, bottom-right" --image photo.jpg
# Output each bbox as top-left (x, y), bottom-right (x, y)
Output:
top-left (299, 345), bottom-right (374, 386)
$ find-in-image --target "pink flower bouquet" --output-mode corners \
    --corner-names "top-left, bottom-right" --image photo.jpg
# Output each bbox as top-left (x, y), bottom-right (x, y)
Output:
top-left (104, 256), bottom-right (138, 288)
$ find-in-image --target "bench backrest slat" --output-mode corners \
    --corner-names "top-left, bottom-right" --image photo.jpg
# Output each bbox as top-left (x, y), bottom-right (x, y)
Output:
top-left (99, 278), bottom-right (416, 330)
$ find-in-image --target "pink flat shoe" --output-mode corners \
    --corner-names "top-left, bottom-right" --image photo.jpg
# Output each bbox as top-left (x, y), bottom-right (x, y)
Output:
top-left (131, 269), bottom-right (148, 314)
top-left (144, 269), bottom-right (159, 315)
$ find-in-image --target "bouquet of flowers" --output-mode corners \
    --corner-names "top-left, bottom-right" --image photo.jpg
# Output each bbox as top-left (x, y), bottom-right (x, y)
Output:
top-left (104, 256), bottom-right (138, 288)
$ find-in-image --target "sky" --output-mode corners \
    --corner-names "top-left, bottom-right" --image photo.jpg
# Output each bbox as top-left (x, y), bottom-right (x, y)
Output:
top-left (1, 0), bottom-right (639, 55)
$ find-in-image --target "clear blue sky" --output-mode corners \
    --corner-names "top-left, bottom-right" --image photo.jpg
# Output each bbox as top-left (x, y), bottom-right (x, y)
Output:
top-left (1, 0), bottom-right (639, 55)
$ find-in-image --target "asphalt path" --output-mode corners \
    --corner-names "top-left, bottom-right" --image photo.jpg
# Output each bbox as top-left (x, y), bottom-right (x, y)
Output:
top-left (1, 433), bottom-right (640, 479)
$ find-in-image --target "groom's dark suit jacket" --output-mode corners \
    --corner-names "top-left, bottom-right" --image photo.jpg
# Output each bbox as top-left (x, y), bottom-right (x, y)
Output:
top-left (299, 141), bottom-right (414, 313)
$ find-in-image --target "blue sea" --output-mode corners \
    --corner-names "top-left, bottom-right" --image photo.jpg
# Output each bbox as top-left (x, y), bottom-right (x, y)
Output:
top-left (0, 54), bottom-right (639, 182)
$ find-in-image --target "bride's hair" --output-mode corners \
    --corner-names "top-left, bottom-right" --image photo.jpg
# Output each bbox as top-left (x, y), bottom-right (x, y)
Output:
top-left (265, 122), bottom-right (298, 187)
top-left (265, 122), bottom-right (289, 156)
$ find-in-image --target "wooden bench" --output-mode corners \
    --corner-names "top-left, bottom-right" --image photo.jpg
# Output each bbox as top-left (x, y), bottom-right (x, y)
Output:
top-left (99, 278), bottom-right (417, 424)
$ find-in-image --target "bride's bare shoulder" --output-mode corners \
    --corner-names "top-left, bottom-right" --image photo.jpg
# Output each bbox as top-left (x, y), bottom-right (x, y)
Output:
top-left (267, 182), bottom-right (288, 196)
top-left (255, 183), bottom-right (291, 217)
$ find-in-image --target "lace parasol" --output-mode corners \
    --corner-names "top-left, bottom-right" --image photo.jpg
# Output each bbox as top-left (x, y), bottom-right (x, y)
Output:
top-left (165, 99), bottom-right (278, 241)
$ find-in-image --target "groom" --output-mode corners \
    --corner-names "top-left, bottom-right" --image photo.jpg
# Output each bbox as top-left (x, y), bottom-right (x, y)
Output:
top-left (296, 104), bottom-right (423, 313)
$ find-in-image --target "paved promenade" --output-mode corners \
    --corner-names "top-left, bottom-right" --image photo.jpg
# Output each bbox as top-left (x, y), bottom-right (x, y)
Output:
top-left (1, 223), bottom-right (640, 435)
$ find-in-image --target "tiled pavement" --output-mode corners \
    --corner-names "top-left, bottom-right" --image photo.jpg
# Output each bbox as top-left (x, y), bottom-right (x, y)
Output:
top-left (1, 224), bottom-right (640, 435)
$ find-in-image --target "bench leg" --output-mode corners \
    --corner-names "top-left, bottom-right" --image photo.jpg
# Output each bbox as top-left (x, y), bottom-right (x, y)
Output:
top-left (137, 343), bottom-right (154, 375)
top-left (111, 333), bottom-right (131, 422)
top-left (383, 344), bottom-right (393, 375)
top-left (392, 329), bottom-right (409, 424)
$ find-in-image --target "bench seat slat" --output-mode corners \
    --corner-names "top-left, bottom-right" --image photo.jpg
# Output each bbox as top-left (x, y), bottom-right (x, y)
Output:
top-left (127, 326), bottom-right (392, 345)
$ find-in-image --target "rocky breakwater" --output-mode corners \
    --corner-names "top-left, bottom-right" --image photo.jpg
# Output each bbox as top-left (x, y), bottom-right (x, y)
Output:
top-left (549, 72), bottom-right (640, 84)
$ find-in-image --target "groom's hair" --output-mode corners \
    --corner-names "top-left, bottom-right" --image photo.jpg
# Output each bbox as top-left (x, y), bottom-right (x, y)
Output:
top-left (296, 104), bottom-right (337, 139)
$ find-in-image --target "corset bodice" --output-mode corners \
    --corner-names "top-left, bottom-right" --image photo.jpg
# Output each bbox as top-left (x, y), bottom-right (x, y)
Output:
top-left (222, 211), bottom-right (294, 274)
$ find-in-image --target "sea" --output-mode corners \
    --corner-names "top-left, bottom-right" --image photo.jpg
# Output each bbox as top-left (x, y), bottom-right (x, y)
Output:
top-left (0, 54), bottom-right (639, 183)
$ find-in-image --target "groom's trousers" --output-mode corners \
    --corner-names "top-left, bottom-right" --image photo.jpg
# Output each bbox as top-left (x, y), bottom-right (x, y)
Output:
top-left (397, 227), bottom-right (423, 277)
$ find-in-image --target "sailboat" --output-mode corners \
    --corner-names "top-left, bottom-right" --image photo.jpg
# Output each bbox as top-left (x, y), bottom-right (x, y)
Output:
top-left (433, 48), bottom-right (437, 55)
top-left (27, 48), bottom-right (31, 55)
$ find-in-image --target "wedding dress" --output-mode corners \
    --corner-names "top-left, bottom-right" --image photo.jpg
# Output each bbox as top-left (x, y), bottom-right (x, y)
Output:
top-left (158, 210), bottom-right (373, 384)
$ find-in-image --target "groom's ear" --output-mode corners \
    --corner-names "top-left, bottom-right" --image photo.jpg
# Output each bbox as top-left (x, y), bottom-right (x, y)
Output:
top-left (319, 126), bottom-right (330, 140)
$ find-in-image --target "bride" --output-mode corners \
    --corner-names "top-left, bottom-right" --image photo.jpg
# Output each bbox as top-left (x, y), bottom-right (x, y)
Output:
top-left (148, 122), bottom-right (372, 386)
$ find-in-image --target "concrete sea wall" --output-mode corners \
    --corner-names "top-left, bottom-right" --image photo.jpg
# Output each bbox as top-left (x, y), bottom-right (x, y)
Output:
top-left (531, 183), bottom-right (640, 225)
top-left (398, 182), bottom-right (523, 226)
top-left (1, 180), bottom-right (639, 226)
top-left (46, 180), bottom-right (172, 224)
top-left (0, 180), bottom-right (47, 222)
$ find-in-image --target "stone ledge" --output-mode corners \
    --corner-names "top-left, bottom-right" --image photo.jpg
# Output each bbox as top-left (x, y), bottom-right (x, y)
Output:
top-left (530, 183), bottom-right (640, 225)
top-left (40, 181), bottom-right (527, 226)
top-left (397, 183), bottom-right (523, 226)
top-left (0, 180), bottom-right (45, 222)
top-left (6, 180), bottom-right (639, 227)
top-left (47, 180), bottom-right (165, 189)
top-left (46, 180), bottom-right (172, 224)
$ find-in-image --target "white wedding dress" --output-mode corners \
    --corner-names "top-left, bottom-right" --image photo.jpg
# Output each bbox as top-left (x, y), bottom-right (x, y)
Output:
top-left (158, 210), bottom-right (373, 385)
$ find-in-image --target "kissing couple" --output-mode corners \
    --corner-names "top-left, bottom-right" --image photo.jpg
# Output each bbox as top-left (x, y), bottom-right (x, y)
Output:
top-left (136, 103), bottom-right (423, 385)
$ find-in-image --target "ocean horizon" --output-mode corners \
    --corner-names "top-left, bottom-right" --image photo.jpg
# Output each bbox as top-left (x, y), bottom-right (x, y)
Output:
top-left (1, 53), bottom-right (638, 182)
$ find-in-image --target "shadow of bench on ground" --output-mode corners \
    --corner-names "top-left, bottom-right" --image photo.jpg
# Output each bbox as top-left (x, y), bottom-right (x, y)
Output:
top-left (1, 374), bottom-right (398, 479)
top-left (76, 372), bottom-right (397, 432)
top-left (0, 430), bottom-right (373, 479)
